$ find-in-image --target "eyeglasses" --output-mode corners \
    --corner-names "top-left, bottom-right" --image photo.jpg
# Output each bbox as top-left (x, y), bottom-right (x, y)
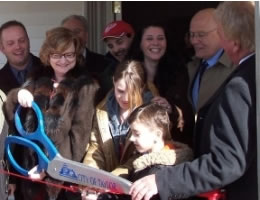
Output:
top-left (189, 28), bottom-right (217, 40)
top-left (50, 52), bottom-right (76, 61)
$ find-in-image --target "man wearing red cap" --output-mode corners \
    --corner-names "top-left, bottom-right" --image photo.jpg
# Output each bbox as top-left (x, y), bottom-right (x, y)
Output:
top-left (93, 20), bottom-right (135, 99)
top-left (102, 20), bottom-right (135, 63)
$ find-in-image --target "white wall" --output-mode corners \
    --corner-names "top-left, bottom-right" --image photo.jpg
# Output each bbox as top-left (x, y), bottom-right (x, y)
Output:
top-left (0, 1), bottom-right (85, 67)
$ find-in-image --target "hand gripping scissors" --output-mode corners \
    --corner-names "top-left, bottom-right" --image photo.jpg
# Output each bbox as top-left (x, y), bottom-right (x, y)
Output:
top-left (5, 101), bottom-right (132, 194)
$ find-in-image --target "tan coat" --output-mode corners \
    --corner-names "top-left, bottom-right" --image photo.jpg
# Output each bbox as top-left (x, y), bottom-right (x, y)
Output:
top-left (187, 52), bottom-right (235, 112)
top-left (83, 85), bottom-right (159, 178)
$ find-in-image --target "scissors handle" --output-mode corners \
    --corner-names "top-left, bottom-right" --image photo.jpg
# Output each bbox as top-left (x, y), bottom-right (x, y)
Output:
top-left (5, 136), bottom-right (49, 176)
top-left (5, 101), bottom-right (59, 176)
top-left (15, 101), bottom-right (58, 159)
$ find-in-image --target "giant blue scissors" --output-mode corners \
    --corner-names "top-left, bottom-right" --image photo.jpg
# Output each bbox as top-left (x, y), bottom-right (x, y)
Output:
top-left (5, 101), bottom-right (132, 194)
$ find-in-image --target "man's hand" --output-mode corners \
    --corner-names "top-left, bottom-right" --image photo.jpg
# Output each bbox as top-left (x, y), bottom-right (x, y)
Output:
top-left (129, 174), bottom-right (158, 200)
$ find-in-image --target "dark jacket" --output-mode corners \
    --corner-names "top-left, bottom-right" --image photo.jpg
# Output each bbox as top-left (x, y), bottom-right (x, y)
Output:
top-left (155, 55), bottom-right (256, 200)
top-left (105, 51), bottom-right (119, 66)
top-left (85, 48), bottom-right (114, 76)
top-left (0, 54), bottom-right (43, 94)
top-left (153, 54), bottom-right (194, 147)
top-left (4, 65), bottom-right (99, 200)
top-left (85, 48), bottom-right (117, 102)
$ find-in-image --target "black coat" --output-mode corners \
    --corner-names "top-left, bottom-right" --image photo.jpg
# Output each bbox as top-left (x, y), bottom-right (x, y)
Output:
top-left (0, 54), bottom-right (43, 94)
top-left (155, 55), bottom-right (256, 200)
top-left (85, 48), bottom-right (114, 75)
top-left (85, 48), bottom-right (117, 101)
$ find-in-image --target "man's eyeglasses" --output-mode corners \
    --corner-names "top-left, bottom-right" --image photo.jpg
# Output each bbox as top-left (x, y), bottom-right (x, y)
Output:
top-left (189, 28), bottom-right (217, 40)
top-left (50, 52), bottom-right (76, 61)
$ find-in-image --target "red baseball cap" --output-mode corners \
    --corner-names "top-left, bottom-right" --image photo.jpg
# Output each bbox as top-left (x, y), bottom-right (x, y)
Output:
top-left (102, 20), bottom-right (134, 40)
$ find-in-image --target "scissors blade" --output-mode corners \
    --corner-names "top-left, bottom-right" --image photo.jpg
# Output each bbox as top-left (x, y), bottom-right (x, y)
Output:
top-left (47, 156), bottom-right (132, 194)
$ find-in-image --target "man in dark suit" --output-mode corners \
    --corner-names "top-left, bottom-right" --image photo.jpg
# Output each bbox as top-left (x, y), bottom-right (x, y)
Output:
top-left (0, 20), bottom-right (42, 94)
top-left (129, 2), bottom-right (256, 200)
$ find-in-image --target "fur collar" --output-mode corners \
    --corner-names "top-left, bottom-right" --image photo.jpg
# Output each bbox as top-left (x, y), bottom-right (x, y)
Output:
top-left (133, 141), bottom-right (193, 172)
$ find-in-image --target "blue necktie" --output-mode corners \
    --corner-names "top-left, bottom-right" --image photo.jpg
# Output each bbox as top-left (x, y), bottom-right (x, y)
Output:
top-left (17, 70), bottom-right (27, 84)
top-left (198, 61), bottom-right (208, 88)
top-left (192, 61), bottom-right (208, 109)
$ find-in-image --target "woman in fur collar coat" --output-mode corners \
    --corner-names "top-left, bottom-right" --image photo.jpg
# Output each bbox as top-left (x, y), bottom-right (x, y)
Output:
top-left (4, 27), bottom-right (99, 200)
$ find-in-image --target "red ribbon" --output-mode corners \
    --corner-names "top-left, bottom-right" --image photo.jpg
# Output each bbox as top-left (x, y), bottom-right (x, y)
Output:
top-left (0, 168), bottom-right (80, 193)
top-left (199, 189), bottom-right (226, 200)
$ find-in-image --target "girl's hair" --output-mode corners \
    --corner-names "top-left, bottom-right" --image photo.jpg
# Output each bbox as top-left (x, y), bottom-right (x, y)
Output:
top-left (113, 60), bottom-right (147, 111)
top-left (128, 102), bottom-right (173, 140)
top-left (39, 27), bottom-right (84, 67)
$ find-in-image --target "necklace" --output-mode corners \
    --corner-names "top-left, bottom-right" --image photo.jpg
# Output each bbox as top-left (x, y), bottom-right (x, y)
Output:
top-left (50, 79), bottom-right (59, 99)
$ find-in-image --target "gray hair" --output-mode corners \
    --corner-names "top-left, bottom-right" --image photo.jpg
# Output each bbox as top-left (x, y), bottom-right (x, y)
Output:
top-left (61, 15), bottom-right (88, 32)
top-left (215, 1), bottom-right (255, 52)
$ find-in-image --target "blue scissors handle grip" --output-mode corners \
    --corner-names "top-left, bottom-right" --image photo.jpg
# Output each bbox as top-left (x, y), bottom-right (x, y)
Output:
top-left (5, 136), bottom-right (49, 176)
top-left (15, 101), bottom-right (58, 159)
top-left (5, 101), bottom-right (59, 176)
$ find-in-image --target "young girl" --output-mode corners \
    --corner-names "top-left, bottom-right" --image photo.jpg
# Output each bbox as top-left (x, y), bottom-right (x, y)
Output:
top-left (128, 102), bottom-right (193, 185)
top-left (96, 102), bottom-right (192, 200)
top-left (83, 60), bottom-right (159, 178)
top-left (128, 103), bottom-right (224, 200)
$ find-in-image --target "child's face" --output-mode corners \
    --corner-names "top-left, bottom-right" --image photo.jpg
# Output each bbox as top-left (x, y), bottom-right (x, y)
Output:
top-left (130, 121), bottom-right (159, 153)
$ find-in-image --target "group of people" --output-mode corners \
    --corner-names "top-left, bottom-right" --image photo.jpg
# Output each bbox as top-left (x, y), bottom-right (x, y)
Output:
top-left (0, 1), bottom-right (256, 200)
